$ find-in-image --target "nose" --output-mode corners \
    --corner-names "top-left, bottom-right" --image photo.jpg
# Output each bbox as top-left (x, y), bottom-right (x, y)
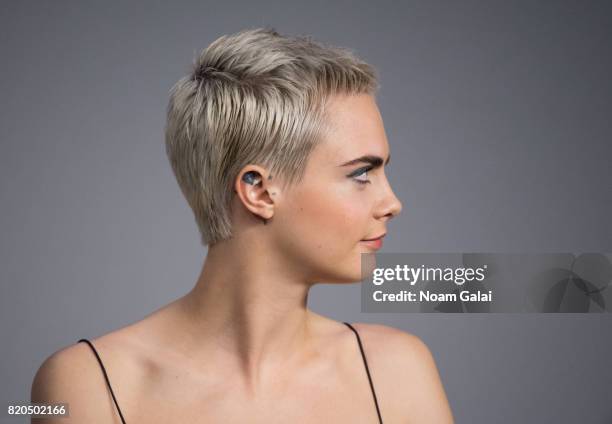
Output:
top-left (376, 176), bottom-right (403, 220)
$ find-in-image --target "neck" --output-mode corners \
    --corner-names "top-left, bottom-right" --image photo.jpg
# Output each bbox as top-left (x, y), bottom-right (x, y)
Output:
top-left (175, 235), bottom-right (317, 390)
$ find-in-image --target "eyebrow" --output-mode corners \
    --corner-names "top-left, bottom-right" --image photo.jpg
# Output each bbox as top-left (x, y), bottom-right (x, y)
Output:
top-left (339, 154), bottom-right (391, 168)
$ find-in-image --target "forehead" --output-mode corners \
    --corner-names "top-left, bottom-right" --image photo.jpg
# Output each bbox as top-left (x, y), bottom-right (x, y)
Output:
top-left (316, 93), bottom-right (389, 163)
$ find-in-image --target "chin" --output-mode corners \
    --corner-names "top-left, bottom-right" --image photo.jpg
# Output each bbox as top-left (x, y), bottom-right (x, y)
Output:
top-left (325, 256), bottom-right (374, 284)
top-left (308, 246), bottom-right (375, 284)
top-left (325, 273), bottom-right (364, 284)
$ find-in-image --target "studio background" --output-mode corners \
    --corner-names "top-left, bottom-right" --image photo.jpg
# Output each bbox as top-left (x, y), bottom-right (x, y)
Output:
top-left (1, 1), bottom-right (611, 423)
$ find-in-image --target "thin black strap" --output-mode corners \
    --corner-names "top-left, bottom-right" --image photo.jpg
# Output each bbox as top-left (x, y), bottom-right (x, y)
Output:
top-left (343, 322), bottom-right (384, 424)
top-left (77, 339), bottom-right (127, 424)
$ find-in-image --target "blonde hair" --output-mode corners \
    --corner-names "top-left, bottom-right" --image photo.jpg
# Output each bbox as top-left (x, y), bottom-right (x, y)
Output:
top-left (164, 27), bottom-right (379, 246)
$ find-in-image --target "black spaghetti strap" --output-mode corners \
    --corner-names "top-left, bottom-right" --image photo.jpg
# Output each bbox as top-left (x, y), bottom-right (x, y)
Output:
top-left (343, 322), bottom-right (384, 424)
top-left (77, 339), bottom-right (127, 424)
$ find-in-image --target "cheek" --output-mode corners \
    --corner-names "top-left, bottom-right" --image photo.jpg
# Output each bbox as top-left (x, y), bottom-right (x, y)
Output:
top-left (290, 184), bottom-right (368, 249)
top-left (274, 183), bottom-right (370, 282)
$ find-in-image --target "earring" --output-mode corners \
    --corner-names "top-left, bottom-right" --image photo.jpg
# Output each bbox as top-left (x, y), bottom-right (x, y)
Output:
top-left (242, 171), bottom-right (261, 185)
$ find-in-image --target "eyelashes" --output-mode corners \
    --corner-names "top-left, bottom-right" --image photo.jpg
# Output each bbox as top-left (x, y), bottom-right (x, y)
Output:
top-left (348, 166), bottom-right (373, 185)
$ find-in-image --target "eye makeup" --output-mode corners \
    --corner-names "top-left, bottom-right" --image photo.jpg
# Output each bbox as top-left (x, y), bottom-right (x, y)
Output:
top-left (348, 166), bottom-right (373, 185)
top-left (340, 153), bottom-right (390, 185)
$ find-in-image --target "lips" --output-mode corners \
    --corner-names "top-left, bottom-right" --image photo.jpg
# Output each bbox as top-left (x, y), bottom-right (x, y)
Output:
top-left (360, 233), bottom-right (386, 250)
top-left (361, 233), bottom-right (386, 241)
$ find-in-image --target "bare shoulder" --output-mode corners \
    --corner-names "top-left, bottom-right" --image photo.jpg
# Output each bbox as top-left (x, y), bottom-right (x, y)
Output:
top-left (347, 323), bottom-right (438, 381)
top-left (348, 322), bottom-right (425, 354)
top-left (30, 336), bottom-right (128, 423)
top-left (30, 301), bottom-right (188, 424)
top-left (349, 323), bottom-right (455, 424)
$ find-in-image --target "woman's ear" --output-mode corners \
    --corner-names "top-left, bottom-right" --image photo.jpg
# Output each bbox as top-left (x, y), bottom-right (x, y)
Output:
top-left (233, 166), bottom-right (277, 223)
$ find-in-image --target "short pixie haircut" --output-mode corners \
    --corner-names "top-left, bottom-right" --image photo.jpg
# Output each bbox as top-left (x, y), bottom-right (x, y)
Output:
top-left (165, 27), bottom-right (378, 246)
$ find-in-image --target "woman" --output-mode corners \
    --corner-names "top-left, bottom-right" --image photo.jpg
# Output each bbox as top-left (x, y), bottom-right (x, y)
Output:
top-left (31, 28), bottom-right (454, 423)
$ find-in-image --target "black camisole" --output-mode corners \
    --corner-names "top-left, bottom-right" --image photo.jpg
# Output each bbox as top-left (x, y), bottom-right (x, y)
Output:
top-left (77, 321), bottom-right (383, 423)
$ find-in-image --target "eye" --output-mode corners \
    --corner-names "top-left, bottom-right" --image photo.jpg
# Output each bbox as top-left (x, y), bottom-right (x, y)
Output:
top-left (349, 166), bottom-right (372, 185)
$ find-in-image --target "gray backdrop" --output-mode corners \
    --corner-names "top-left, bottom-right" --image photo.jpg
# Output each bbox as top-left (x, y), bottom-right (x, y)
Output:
top-left (1, 1), bottom-right (611, 423)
